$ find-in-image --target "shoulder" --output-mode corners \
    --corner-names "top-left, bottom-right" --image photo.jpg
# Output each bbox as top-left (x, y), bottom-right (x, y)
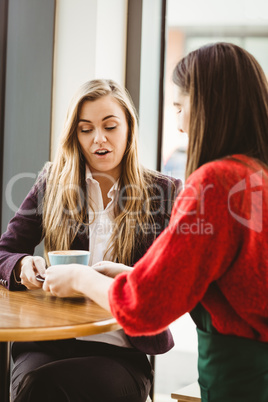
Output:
top-left (173, 154), bottom-right (266, 221)
top-left (187, 154), bottom-right (265, 187)
top-left (143, 168), bottom-right (182, 197)
top-left (36, 161), bottom-right (52, 183)
top-left (19, 162), bottom-right (53, 211)
top-left (33, 162), bottom-right (52, 192)
top-left (15, 163), bottom-right (52, 217)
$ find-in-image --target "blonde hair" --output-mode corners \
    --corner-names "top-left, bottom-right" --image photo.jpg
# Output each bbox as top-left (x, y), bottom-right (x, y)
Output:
top-left (42, 79), bottom-right (167, 265)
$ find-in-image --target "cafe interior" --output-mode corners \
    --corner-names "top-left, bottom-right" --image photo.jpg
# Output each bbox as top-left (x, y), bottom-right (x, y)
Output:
top-left (0, 0), bottom-right (268, 401)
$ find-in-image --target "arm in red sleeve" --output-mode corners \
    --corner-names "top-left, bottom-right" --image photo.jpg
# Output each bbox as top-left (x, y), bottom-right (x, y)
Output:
top-left (109, 161), bottom-right (245, 336)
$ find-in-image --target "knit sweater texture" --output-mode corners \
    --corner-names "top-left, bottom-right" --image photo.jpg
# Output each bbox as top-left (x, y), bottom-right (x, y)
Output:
top-left (109, 155), bottom-right (268, 342)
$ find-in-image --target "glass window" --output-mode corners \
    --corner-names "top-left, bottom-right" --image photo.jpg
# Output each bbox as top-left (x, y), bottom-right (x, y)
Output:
top-left (154, 2), bottom-right (268, 396)
top-left (161, 0), bottom-right (268, 183)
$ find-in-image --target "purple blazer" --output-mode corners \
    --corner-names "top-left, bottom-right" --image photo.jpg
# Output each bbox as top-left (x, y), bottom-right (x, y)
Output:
top-left (0, 169), bottom-right (181, 355)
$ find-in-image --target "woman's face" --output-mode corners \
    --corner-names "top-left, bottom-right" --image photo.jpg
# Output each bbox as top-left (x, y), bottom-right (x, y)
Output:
top-left (77, 95), bottom-right (129, 181)
top-left (173, 86), bottom-right (191, 135)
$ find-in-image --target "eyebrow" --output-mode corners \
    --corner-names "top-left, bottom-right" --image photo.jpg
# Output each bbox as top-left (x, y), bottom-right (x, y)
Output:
top-left (173, 102), bottom-right (181, 107)
top-left (78, 115), bottom-right (119, 123)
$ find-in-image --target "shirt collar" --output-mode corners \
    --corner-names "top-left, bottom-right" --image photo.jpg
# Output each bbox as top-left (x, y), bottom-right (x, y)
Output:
top-left (85, 165), bottom-right (119, 196)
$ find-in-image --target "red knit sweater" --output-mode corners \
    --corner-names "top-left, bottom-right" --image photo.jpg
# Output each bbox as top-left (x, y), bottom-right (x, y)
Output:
top-left (109, 155), bottom-right (268, 342)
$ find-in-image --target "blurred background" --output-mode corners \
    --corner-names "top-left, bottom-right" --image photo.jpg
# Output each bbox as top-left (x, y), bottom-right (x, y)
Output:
top-left (1, 0), bottom-right (268, 400)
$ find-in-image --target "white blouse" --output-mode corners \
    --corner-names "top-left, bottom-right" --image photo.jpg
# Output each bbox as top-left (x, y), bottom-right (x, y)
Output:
top-left (76, 166), bottom-right (132, 348)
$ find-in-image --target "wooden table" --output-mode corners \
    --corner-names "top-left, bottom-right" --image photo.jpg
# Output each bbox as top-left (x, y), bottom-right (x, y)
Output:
top-left (0, 287), bottom-right (120, 402)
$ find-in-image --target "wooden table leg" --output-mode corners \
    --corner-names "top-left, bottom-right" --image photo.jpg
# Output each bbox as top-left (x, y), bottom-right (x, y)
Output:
top-left (0, 342), bottom-right (11, 402)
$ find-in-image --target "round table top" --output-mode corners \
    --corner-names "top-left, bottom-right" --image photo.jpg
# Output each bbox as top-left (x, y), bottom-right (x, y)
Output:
top-left (0, 287), bottom-right (121, 341)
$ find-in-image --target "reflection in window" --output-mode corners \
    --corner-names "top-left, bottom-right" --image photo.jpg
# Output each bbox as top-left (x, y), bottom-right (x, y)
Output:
top-left (161, 0), bottom-right (268, 183)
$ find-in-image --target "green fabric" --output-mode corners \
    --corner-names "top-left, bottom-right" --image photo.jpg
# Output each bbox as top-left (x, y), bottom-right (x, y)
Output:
top-left (190, 304), bottom-right (268, 402)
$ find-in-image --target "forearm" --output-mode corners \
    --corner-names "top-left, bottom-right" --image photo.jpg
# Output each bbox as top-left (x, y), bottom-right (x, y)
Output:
top-left (75, 268), bottom-right (113, 312)
top-left (0, 252), bottom-right (29, 290)
top-left (43, 265), bottom-right (114, 312)
top-left (12, 258), bottom-right (23, 286)
top-left (0, 182), bottom-right (43, 289)
top-left (14, 258), bottom-right (23, 280)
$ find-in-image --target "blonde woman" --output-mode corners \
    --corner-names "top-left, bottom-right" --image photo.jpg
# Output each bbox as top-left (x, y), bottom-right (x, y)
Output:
top-left (0, 79), bottom-right (180, 402)
top-left (43, 45), bottom-right (268, 402)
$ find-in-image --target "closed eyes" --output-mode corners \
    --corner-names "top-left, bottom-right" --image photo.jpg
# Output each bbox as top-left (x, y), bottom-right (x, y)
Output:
top-left (80, 126), bottom-right (116, 133)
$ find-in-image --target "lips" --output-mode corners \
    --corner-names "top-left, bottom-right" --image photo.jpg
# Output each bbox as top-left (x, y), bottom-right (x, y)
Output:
top-left (94, 149), bottom-right (111, 155)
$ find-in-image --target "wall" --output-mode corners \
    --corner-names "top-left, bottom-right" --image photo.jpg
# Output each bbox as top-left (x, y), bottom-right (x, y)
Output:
top-left (167, 0), bottom-right (268, 27)
top-left (51, 0), bottom-right (128, 159)
top-left (138, 0), bottom-right (162, 170)
top-left (0, 0), bottom-right (8, 233)
top-left (1, 0), bottom-right (128, 249)
top-left (1, 0), bottom-right (55, 240)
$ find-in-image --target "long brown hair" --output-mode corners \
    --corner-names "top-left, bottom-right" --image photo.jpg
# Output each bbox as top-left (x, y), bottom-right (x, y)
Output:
top-left (42, 79), bottom-right (172, 265)
top-left (173, 42), bottom-right (268, 180)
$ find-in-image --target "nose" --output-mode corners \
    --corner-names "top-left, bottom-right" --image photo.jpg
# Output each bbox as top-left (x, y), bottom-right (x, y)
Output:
top-left (93, 129), bottom-right (107, 145)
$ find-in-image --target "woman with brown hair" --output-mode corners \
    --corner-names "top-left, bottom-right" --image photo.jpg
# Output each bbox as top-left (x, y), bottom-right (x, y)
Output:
top-left (43, 43), bottom-right (268, 401)
top-left (0, 79), bottom-right (180, 401)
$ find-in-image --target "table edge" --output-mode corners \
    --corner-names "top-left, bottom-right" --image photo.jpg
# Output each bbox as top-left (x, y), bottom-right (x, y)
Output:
top-left (0, 319), bottom-right (121, 342)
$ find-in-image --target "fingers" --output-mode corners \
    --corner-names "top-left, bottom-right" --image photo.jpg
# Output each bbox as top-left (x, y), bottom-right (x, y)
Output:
top-left (42, 266), bottom-right (53, 292)
top-left (42, 266), bottom-right (79, 297)
top-left (42, 278), bottom-right (50, 293)
top-left (91, 261), bottom-right (130, 278)
top-left (91, 261), bottom-right (112, 268)
top-left (33, 256), bottom-right (46, 277)
top-left (91, 263), bottom-right (109, 275)
top-left (92, 261), bottom-right (117, 273)
top-left (20, 256), bottom-right (46, 289)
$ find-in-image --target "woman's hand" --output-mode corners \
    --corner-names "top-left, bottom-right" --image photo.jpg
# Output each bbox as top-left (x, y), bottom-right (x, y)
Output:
top-left (92, 261), bottom-right (133, 278)
top-left (19, 256), bottom-right (46, 289)
top-left (43, 264), bottom-right (113, 312)
top-left (43, 264), bottom-right (87, 297)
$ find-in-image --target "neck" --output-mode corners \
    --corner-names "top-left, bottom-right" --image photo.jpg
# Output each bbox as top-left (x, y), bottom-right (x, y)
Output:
top-left (91, 173), bottom-right (118, 209)
top-left (92, 172), bottom-right (118, 191)
top-left (89, 163), bottom-right (122, 192)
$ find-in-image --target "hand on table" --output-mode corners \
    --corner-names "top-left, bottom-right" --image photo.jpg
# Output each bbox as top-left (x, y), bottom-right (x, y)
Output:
top-left (92, 261), bottom-right (133, 278)
top-left (43, 264), bottom-right (87, 297)
top-left (43, 264), bottom-right (113, 311)
top-left (20, 256), bottom-right (46, 289)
